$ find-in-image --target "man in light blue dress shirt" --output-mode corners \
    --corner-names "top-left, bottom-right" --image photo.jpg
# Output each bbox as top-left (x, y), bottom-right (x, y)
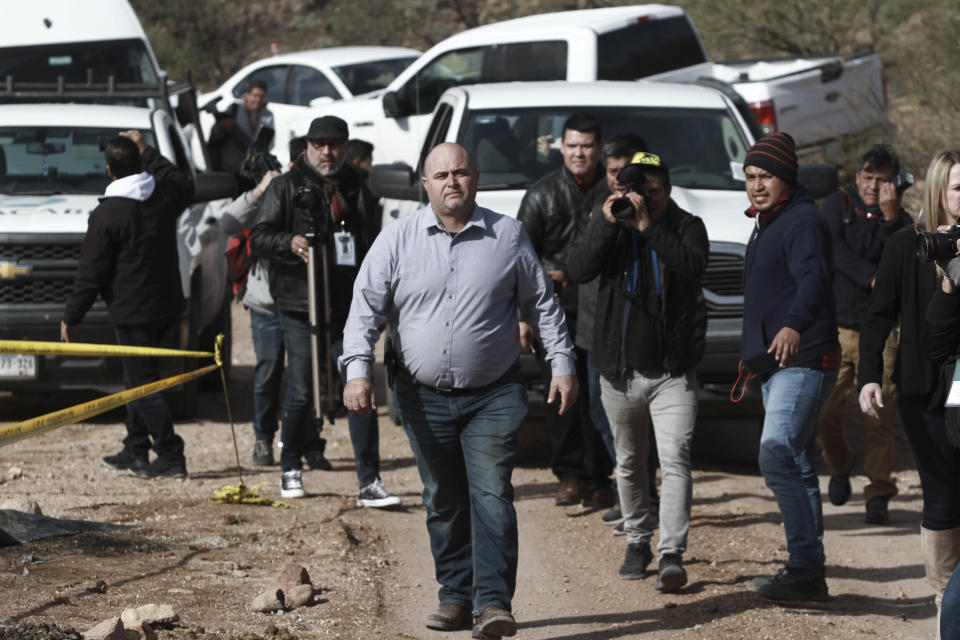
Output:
top-left (340, 143), bottom-right (577, 639)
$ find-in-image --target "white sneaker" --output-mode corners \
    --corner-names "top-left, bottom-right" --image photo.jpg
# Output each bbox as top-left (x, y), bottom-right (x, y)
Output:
top-left (281, 469), bottom-right (306, 499)
top-left (357, 478), bottom-right (402, 508)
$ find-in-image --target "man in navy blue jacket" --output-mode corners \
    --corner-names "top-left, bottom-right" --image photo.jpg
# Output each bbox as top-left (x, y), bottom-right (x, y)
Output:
top-left (740, 132), bottom-right (840, 602)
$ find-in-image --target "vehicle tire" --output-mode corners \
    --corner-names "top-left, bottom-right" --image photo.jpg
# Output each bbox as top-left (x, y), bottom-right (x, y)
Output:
top-left (199, 285), bottom-right (232, 392)
top-left (164, 274), bottom-right (201, 419)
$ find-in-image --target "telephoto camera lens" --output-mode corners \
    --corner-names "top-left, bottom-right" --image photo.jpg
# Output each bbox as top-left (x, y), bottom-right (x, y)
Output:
top-left (916, 225), bottom-right (960, 262)
top-left (610, 197), bottom-right (635, 220)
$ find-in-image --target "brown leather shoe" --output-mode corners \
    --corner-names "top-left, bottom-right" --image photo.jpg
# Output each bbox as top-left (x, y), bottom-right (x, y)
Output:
top-left (425, 602), bottom-right (472, 631)
top-left (474, 606), bottom-right (517, 638)
top-left (555, 476), bottom-right (587, 506)
top-left (582, 484), bottom-right (616, 509)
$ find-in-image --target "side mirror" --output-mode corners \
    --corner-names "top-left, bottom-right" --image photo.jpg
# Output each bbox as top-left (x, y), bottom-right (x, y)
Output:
top-left (382, 91), bottom-right (408, 119)
top-left (191, 171), bottom-right (238, 203)
top-left (309, 96), bottom-right (335, 108)
top-left (369, 163), bottom-right (421, 201)
top-left (798, 163), bottom-right (839, 200)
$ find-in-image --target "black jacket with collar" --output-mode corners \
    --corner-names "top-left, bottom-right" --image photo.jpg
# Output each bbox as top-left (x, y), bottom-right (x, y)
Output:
top-left (859, 225), bottom-right (939, 397)
top-left (566, 199), bottom-right (708, 380)
top-left (517, 164), bottom-right (602, 318)
top-left (64, 146), bottom-right (194, 329)
top-left (823, 185), bottom-right (912, 327)
top-left (250, 158), bottom-right (378, 332)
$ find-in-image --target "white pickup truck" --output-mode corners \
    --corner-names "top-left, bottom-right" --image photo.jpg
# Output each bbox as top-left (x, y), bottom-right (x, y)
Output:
top-left (293, 4), bottom-right (885, 167)
top-left (371, 79), bottom-right (838, 442)
top-left (371, 80), bottom-right (759, 407)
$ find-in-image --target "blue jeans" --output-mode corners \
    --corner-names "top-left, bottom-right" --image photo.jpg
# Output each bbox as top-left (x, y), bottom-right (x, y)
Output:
top-left (277, 312), bottom-right (316, 470)
top-left (759, 366), bottom-right (837, 571)
top-left (395, 365), bottom-right (527, 614)
top-left (249, 309), bottom-right (284, 444)
top-left (586, 353), bottom-right (616, 463)
top-left (943, 563), bottom-right (960, 640)
top-left (115, 325), bottom-right (184, 463)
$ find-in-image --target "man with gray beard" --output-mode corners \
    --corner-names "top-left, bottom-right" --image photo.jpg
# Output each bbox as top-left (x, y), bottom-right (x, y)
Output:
top-left (251, 116), bottom-right (393, 502)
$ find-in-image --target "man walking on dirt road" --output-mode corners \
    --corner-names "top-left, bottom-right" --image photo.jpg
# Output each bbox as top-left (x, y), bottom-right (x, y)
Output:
top-left (339, 143), bottom-right (577, 639)
top-left (739, 133), bottom-right (839, 602)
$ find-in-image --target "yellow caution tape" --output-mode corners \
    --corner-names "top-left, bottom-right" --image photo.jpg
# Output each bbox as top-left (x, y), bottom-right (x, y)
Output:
top-left (0, 362), bottom-right (219, 449)
top-left (0, 340), bottom-right (214, 359)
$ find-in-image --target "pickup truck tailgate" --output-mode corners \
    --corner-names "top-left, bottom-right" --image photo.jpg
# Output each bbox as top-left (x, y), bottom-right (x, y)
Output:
top-left (733, 53), bottom-right (885, 147)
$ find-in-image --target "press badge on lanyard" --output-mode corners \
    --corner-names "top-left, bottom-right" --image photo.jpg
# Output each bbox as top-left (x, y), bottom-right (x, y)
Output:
top-left (334, 231), bottom-right (356, 266)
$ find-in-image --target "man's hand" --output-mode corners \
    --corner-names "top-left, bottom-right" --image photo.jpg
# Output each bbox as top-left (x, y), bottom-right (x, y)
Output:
top-left (518, 321), bottom-right (534, 352)
top-left (60, 321), bottom-right (75, 343)
top-left (546, 269), bottom-right (568, 295)
top-left (343, 378), bottom-right (377, 416)
top-left (290, 234), bottom-right (309, 263)
top-left (253, 170), bottom-right (280, 199)
top-left (859, 382), bottom-right (883, 419)
top-left (767, 327), bottom-right (799, 368)
top-left (119, 130), bottom-right (147, 153)
top-left (547, 374), bottom-right (579, 415)
top-left (878, 181), bottom-right (899, 221)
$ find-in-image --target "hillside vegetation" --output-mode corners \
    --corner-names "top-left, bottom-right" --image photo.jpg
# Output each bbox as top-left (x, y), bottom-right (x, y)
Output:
top-left (132, 0), bottom-right (959, 184)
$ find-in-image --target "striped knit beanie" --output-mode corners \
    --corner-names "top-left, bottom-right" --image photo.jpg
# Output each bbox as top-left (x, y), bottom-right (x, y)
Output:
top-left (744, 132), bottom-right (798, 185)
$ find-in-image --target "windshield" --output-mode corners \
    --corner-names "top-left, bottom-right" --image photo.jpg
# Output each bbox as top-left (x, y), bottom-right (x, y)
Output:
top-left (0, 126), bottom-right (157, 195)
top-left (461, 106), bottom-right (749, 191)
top-left (332, 56), bottom-right (419, 96)
top-left (0, 39), bottom-right (160, 107)
top-left (0, 39), bottom-right (158, 85)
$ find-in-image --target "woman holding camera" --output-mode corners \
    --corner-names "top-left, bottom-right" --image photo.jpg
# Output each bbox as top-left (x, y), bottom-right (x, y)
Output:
top-left (859, 150), bottom-right (960, 631)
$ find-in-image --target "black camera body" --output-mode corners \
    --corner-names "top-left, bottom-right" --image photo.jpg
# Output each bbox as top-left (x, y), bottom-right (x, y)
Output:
top-left (917, 224), bottom-right (960, 262)
top-left (893, 170), bottom-right (914, 194)
top-left (239, 125), bottom-right (282, 185)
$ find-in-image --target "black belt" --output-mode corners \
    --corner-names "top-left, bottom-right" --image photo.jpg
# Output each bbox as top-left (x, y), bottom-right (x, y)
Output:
top-left (421, 383), bottom-right (478, 396)
top-left (399, 361), bottom-right (522, 397)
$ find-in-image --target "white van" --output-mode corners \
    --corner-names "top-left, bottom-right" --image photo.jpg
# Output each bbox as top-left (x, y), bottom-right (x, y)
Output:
top-left (0, 0), bottom-right (161, 87)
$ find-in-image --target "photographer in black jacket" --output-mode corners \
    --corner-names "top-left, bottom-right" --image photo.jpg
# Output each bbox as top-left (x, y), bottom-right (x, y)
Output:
top-left (817, 144), bottom-right (913, 524)
top-left (517, 111), bottom-right (614, 509)
top-left (251, 116), bottom-right (396, 505)
top-left (566, 151), bottom-right (708, 592)
top-left (62, 131), bottom-right (194, 479)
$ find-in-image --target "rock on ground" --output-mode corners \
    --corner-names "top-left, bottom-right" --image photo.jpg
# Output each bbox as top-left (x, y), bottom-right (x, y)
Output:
top-left (82, 617), bottom-right (124, 640)
top-left (120, 604), bottom-right (179, 629)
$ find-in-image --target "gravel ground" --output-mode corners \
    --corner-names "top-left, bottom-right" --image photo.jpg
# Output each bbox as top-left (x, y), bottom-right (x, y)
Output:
top-left (0, 302), bottom-right (939, 639)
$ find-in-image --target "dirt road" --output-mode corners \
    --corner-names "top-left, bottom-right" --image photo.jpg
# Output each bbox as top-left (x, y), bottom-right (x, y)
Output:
top-left (0, 303), bottom-right (939, 639)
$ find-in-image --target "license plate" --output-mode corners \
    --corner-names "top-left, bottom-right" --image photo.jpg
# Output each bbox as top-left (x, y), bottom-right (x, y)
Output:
top-left (0, 354), bottom-right (36, 379)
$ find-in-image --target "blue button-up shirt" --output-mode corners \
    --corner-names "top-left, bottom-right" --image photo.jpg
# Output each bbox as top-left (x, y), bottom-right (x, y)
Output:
top-left (340, 203), bottom-right (575, 389)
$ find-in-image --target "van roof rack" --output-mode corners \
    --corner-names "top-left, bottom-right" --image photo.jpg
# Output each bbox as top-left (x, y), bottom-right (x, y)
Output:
top-left (1, 70), bottom-right (213, 169)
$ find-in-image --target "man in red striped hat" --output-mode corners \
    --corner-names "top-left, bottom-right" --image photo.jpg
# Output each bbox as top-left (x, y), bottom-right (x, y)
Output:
top-left (739, 132), bottom-right (840, 602)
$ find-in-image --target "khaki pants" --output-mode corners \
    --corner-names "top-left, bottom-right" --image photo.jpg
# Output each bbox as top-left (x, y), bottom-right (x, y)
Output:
top-left (816, 327), bottom-right (899, 500)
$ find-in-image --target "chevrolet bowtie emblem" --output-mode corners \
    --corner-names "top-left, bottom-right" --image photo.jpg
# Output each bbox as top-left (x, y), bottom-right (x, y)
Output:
top-left (0, 261), bottom-right (32, 280)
